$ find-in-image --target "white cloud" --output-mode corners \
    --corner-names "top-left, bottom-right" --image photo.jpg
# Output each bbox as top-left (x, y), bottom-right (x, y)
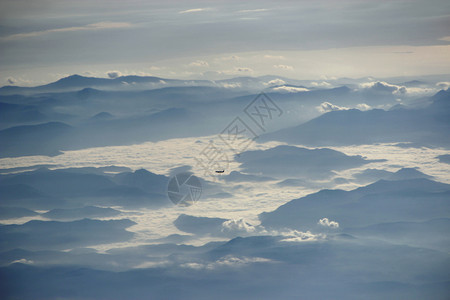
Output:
top-left (316, 102), bottom-right (349, 113)
top-left (237, 9), bottom-right (269, 13)
top-left (3, 22), bottom-right (133, 40)
top-left (221, 82), bottom-right (242, 89)
top-left (134, 260), bottom-right (170, 269)
top-left (436, 82), bottom-right (450, 89)
top-left (279, 230), bottom-right (325, 242)
top-left (221, 218), bottom-right (257, 235)
top-left (360, 81), bottom-right (435, 95)
top-left (310, 81), bottom-right (331, 87)
top-left (213, 256), bottom-right (271, 267)
top-left (181, 255), bottom-right (272, 270)
top-left (179, 8), bottom-right (211, 14)
top-left (272, 86), bottom-right (309, 93)
top-left (107, 71), bottom-right (122, 79)
top-left (356, 103), bottom-right (371, 111)
top-left (360, 81), bottom-right (406, 94)
top-left (189, 60), bottom-right (209, 67)
top-left (438, 36), bottom-right (450, 42)
top-left (10, 258), bottom-right (34, 265)
top-left (318, 218), bottom-right (339, 228)
top-left (265, 79), bottom-right (286, 86)
top-left (273, 64), bottom-right (294, 70)
top-left (403, 87), bottom-right (435, 95)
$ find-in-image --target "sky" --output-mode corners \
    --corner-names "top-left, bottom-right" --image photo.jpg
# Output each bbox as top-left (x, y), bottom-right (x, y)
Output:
top-left (1, 0), bottom-right (450, 85)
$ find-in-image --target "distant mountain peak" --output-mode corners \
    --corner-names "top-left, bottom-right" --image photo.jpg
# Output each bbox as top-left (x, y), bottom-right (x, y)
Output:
top-left (388, 167), bottom-right (433, 180)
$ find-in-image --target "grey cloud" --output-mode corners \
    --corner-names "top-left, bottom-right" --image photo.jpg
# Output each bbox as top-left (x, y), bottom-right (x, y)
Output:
top-left (107, 70), bottom-right (122, 79)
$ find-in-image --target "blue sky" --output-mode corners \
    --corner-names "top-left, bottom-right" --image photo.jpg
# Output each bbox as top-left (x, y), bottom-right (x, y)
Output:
top-left (1, 0), bottom-right (450, 85)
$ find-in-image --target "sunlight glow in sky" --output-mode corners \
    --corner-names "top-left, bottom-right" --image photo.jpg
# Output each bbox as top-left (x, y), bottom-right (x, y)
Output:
top-left (1, 0), bottom-right (449, 85)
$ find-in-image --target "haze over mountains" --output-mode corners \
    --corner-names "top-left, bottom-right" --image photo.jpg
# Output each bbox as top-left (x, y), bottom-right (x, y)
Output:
top-left (1, 74), bottom-right (448, 158)
top-left (2, 0), bottom-right (450, 297)
top-left (0, 73), bottom-right (449, 299)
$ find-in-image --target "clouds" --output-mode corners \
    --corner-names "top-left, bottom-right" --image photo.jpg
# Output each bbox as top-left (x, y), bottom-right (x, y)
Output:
top-left (273, 64), bottom-right (294, 70)
top-left (310, 81), bottom-right (331, 87)
top-left (318, 218), bottom-right (339, 228)
top-left (188, 60), bottom-right (209, 67)
top-left (356, 103), bottom-right (372, 111)
top-left (316, 102), bottom-right (349, 113)
top-left (107, 71), bottom-right (122, 79)
top-left (264, 55), bottom-right (285, 60)
top-left (237, 9), bottom-right (270, 13)
top-left (361, 81), bottom-right (407, 94)
top-left (220, 82), bottom-right (241, 89)
top-left (179, 8), bottom-right (211, 14)
top-left (361, 81), bottom-right (436, 95)
top-left (279, 230), bottom-right (324, 242)
top-left (436, 82), bottom-right (450, 89)
top-left (221, 218), bottom-right (258, 236)
top-left (9, 258), bottom-right (34, 265)
top-left (235, 67), bottom-right (253, 72)
top-left (272, 86), bottom-right (309, 93)
top-left (181, 255), bottom-right (272, 270)
top-left (265, 78), bottom-right (286, 86)
top-left (438, 36), bottom-right (450, 42)
top-left (2, 0), bottom-right (450, 83)
top-left (2, 22), bottom-right (133, 40)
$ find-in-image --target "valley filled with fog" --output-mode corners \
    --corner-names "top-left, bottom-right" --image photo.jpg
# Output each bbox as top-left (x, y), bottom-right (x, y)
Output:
top-left (1, 73), bottom-right (449, 299)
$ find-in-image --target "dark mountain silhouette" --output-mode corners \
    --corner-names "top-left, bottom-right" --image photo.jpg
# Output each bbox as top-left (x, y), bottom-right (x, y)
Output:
top-left (0, 74), bottom-right (180, 94)
top-left (42, 206), bottom-right (121, 221)
top-left (0, 168), bottom-right (169, 209)
top-left (0, 218), bottom-right (135, 251)
top-left (0, 102), bottom-right (46, 126)
top-left (0, 107), bottom-right (204, 158)
top-left (113, 169), bottom-right (168, 194)
top-left (260, 89), bottom-right (450, 147)
top-left (352, 167), bottom-right (433, 183)
top-left (260, 178), bottom-right (450, 229)
top-left (0, 207), bottom-right (38, 219)
top-left (236, 145), bottom-right (383, 179)
top-left (0, 122), bottom-right (73, 157)
top-left (345, 218), bottom-right (450, 251)
top-left (174, 214), bottom-right (228, 235)
top-left (437, 154), bottom-right (450, 164)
